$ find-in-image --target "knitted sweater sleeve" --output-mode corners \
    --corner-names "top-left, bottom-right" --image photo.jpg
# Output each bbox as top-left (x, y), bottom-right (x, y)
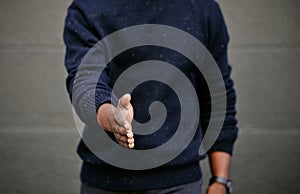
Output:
top-left (63, 2), bottom-right (116, 127)
top-left (204, 1), bottom-right (238, 155)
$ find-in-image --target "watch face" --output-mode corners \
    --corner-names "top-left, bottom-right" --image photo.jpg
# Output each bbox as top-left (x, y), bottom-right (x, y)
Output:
top-left (227, 181), bottom-right (233, 193)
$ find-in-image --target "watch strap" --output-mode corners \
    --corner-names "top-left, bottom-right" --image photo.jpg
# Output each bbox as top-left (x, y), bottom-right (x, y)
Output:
top-left (209, 176), bottom-right (233, 193)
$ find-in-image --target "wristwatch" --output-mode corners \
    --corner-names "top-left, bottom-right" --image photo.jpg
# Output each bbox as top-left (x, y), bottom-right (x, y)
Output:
top-left (209, 176), bottom-right (233, 194)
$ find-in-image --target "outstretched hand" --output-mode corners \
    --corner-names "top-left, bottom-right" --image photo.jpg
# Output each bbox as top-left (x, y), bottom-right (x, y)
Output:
top-left (97, 94), bottom-right (134, 148)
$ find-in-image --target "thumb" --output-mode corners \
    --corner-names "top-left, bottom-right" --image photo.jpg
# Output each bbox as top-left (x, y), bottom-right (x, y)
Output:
top-left (113, 109), bottom-right (132, 130)
top-left (115, 93), bottom-right (132, 130)
top-left (118, 93), bottom-right (131, 109)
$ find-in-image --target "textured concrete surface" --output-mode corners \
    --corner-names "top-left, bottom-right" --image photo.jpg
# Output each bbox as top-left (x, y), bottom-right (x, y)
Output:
top-left (219, 0), bottom-right (300, 128)
top-left (0, 0), bottom-right (299, 193)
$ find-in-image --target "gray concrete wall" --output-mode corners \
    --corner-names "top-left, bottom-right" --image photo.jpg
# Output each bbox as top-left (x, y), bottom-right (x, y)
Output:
top-left (0, 0), bottom-right (299, 193)
top-left (220, 0), bottom-right (300, 128)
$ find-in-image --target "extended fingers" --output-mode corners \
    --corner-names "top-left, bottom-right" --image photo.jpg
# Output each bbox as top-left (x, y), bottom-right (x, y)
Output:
top-left (115, 133), bottom-right (134, 144)
top-left (112, 124), bottom-right (134, 149)
top-left (112, 124), bottom-right (127, 135)
top-left (114, 134), bottom-right (135, 149)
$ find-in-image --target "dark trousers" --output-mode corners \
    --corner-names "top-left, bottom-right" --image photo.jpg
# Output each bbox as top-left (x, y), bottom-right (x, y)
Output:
top-left (81, 180), bottom-right (202, 194)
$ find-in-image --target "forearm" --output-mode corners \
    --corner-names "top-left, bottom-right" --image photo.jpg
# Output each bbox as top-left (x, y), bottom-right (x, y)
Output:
top-left (208, 151), bottom-right (231, 178)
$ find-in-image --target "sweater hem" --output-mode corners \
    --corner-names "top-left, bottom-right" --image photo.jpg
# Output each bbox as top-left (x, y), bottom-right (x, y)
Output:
top-left (80, 161), bottom-right (202, 191)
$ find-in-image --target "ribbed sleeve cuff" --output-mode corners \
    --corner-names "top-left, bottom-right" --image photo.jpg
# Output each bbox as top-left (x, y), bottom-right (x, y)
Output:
top-left (75, 89), bottom-right (118, 127)
top-left (207, 127), bottom-right (238, 155)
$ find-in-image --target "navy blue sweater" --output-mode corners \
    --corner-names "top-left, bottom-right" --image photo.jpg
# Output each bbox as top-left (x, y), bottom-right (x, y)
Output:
top-left (63, 0), bottom-right (238, 191)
